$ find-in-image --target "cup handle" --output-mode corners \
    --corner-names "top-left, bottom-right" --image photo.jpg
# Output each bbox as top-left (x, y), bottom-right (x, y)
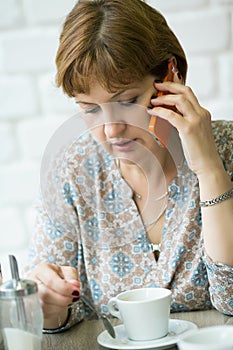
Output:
top-left (108, 297), bottom-right (121, 320)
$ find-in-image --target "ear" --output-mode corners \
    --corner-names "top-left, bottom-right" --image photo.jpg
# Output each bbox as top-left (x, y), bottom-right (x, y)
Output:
top-left (169, 56), bottom-right (184, 84)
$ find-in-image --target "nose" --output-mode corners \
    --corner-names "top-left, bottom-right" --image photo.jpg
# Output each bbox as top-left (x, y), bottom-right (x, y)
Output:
top-left (104, 121), bottom-right (127, 139)
top-left (101, 103), bottom-right (127, 138)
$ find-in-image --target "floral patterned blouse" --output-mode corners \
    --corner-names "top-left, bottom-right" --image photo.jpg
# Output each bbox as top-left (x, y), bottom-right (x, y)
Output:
top-left (25, 120), bottom-right (233, 331)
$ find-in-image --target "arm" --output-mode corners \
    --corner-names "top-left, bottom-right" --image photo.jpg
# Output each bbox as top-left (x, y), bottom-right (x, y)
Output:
top-left (150, 82), bottom-right (233, 266)
top-left (28, 263), bottom-right (80, 331)
top-left (24, 190), bottom-right (84, 331)
top-left (199, 121), bottom-right (233, 266)
top-left (149, 84), bottom-right (233, 314)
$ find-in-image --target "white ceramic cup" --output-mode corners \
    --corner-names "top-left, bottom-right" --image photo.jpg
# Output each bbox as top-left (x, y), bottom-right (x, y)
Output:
top-left (108, 287), bottom-right (171, 341)
top-left (177, 325), bottom-right (233, 350)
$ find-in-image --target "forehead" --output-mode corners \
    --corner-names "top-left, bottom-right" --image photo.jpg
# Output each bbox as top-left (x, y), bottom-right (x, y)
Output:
top-left (74, 76), bottom-right (154, 103)
top-left (75, 81), bottom-right (119, 102)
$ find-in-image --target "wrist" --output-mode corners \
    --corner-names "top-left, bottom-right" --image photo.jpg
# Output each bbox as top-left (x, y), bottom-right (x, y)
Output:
top-left (43, 308), bottom-right (70, 331)
top-left (198, 168), bottom-right (232, 202)
top-left (200, 187), bottom-right (233, 207)
top-left (196, 156), bottom-right (225, 181)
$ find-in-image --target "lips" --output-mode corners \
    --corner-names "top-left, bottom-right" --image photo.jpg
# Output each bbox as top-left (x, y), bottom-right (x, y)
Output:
top-left (110, 139), bottom-right (137, 152)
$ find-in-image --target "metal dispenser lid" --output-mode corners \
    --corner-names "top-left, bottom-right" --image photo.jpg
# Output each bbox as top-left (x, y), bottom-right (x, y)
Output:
top-left (0, 279), bottom-right (38, 299)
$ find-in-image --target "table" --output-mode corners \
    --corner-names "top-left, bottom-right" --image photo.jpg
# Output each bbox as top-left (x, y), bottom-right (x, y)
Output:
top-left (0, 310), bottom-right (233, 349)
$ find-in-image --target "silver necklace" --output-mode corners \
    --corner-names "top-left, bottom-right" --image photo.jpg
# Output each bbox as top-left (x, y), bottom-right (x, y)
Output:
top-left (116, 159), bottom-right (168, 203)
top-left (143, 204), bottom-right (167, 227)
top-left (134, 191), bottom-right (168, 202)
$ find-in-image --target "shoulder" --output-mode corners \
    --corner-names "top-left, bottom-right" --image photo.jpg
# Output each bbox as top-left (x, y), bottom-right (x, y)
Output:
top-left (211, 119), bottom-right (233, 180)
top-left (211, 119), bottom-right (233, 143)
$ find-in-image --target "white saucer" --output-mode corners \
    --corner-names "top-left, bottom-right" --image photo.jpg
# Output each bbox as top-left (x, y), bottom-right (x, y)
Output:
top-left (97, 319), bottom-right (197, 350)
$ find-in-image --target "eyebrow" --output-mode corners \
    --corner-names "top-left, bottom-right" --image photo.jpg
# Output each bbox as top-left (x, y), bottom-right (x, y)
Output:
top-left (75, 87), bottom-right (136, 105)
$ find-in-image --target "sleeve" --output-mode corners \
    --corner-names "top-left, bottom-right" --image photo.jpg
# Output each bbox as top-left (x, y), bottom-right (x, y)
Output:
top-left (204, 254), bottom-right (233, 315)
top-left (212, 120), bottom-right (233, 181)
top-left (203, 120), bottom-right (233, 316)
top-left (24, 190), bottom-right (87, 331)
top-left (23, 145), bottom-right (87, 331)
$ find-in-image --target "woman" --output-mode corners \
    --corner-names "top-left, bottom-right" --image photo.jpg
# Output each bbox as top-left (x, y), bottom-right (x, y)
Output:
top-left (26, 0), bottom-right (233, 332)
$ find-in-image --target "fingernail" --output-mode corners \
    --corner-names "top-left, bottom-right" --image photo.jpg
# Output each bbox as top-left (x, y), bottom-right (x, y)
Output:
top-left (177, 72), bottom-right (182, 80)
top-left (72, 290), bottom-right (80, 297)
top-left (72, 297), bottom-right (80, 303)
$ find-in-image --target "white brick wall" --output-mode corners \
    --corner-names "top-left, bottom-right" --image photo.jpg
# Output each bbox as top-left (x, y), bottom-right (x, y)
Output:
top-left (0, 0), bottom-right (233, 280)
top-left (0, 75), bottom-right (38, 119)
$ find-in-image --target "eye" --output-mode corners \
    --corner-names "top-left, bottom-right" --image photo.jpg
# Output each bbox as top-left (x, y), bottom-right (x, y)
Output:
top-left (83, 105), bottom-right (101, 114)
top-left (119, 97), bottom-right (138, 106)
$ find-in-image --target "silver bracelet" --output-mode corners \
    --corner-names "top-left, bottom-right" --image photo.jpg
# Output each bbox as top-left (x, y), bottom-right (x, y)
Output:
top-left (200, 187), bottom-right (233, 207)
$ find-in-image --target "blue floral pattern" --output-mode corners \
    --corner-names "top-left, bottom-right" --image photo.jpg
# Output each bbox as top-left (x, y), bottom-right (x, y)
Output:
top-left (84, 217), bottom-right (100, 242)
top-left (25, 120), bottom-right (233, 331)
top-left (110, 252), bottom-right (134, 277)
top-left (191, 262), bottom-right (208, 287)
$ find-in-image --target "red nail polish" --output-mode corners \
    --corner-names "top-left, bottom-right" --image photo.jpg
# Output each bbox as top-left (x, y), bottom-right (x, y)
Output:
top-left (72, 290), bottom-right (80, 297)
top-left (72, 297), bottom-right (80, 303)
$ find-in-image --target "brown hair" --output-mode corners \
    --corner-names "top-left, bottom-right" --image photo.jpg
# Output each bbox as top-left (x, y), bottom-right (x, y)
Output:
top-left (56, 0), bottom-right (187, 97)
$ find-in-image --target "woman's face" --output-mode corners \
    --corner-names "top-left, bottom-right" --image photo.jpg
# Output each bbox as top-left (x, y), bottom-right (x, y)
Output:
top-left (74, 75), bottom-right (162, 164)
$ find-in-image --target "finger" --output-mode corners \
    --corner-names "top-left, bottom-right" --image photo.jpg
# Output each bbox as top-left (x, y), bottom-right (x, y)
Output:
top-left (61, 266), bottom-right (80, 288)
top-left (148, 106), bottom-right (184, 131)
top-left (154, 82), bottom-right (200, 107)
top-left (151, 94), bottom-right (199, 118)
top-left (32, 263), bottom-right (78, 297)
top-left (38, 281), bottom-right (74, 308)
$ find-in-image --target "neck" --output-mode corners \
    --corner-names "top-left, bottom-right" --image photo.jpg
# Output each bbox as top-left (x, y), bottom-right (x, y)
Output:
top-left (118, 148), bottom-right (177, 189)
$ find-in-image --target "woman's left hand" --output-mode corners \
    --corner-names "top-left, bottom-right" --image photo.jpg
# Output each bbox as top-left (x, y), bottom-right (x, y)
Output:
top-left (148, 81), bottom-right (223, 178)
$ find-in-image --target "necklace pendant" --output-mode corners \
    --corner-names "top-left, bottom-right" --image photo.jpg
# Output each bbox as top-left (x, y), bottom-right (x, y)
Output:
top-left (151, 243), bottom-right (161, 252)
top-left (151, 243), bottom-right (161, 261)
top-left (134, 192), bottom-right (142, 200)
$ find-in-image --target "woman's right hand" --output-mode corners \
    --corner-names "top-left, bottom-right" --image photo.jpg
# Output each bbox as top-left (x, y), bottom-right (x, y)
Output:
top-left (28, 262), bottom-right (80, 329)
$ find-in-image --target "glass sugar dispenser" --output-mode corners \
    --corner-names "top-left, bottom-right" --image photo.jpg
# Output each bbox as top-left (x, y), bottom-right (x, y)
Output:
top-left (0, 255), bottom-right (43, 350)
